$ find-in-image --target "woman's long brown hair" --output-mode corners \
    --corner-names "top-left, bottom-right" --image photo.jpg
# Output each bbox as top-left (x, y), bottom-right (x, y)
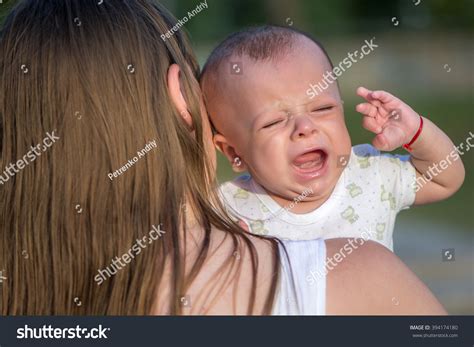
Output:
top-left (0, 0), bottom-right (280, 315)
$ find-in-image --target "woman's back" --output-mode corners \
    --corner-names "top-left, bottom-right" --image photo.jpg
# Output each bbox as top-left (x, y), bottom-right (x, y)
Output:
top-left (159, 225), bottom-right (445, 315)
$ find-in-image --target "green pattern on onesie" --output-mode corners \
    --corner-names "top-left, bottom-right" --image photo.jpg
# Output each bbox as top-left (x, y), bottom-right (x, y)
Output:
top-left (376, 223), bottom-right (386, 240)
top-left (380, 185), bottom-right (396, 210)
top-left (346, 183), bottom-right (363, 198)
top-left (250, 220), bottom-right (269, 236)
top-left (260, 203), bottom-right (270, 213)
top-left (341, 206), bottom-right (359, 224)
top-left (234, 188), bottom-right (250, 199)
top-left (357, 154), bottom-right (371, 169)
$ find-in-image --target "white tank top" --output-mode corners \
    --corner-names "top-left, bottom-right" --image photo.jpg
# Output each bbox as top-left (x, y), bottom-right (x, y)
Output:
top-left (272, 238), bottom-right (326, 315)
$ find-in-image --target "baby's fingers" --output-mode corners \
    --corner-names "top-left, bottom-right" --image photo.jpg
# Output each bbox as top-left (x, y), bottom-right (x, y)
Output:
top-left (356, 86), bottom-right (374, 102)
top-left (362, 116), bottom-right (382, 134)
top-left (368, 90), bottom-right (399, 105)
top-left (356, 86), bottom-right (385, 109)
top-left (356, 102), bottom-right (378, 118)
top-left (373, 125), bottom-right (406, 151)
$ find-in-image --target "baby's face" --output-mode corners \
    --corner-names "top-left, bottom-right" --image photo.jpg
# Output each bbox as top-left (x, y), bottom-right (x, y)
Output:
top-left (210, 38), bottom-right (351, 203)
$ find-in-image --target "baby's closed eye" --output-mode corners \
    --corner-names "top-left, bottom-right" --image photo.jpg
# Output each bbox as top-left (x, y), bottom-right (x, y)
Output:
top-left (311, 105), bottom-right (335, 113)
top-left (262, 119), bottom-right (285, 128)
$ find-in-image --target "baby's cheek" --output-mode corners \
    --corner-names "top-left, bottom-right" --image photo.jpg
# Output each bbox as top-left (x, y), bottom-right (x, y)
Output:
top-left (329, 120), bottom-right (351, 151)
top-left (250, 141), bottom-right (287, 175)
top-left (259, 137), bottom-right (287, 162)
top-left (255, 148), bottom-right (280, 170)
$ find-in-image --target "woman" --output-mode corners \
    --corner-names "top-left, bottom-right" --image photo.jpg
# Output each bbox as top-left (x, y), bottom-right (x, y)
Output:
top-left (0, 0), bottom-right (445, 315)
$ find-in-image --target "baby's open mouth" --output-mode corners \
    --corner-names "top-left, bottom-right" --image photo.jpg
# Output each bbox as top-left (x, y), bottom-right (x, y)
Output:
top-left (291, 149), bottom-right (328, 177)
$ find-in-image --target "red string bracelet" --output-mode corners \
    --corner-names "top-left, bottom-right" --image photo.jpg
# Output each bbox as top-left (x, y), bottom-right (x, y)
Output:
top-left (403, 115), bottom-right (424, 151)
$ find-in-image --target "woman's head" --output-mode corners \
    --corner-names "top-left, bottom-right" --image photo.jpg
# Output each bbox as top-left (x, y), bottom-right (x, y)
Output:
top-left (1, 0), bottom-right (277, 315)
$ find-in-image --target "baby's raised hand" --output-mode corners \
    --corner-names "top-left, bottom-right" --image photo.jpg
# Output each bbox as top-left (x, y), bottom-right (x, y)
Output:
top-left (356, 86), bottom-right (421, 151)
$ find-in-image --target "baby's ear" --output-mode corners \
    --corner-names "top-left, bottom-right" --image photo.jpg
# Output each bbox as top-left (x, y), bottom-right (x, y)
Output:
top-left (213, 133), bottom-right (227, 154)
top-left (213, 134), bottom-right (247, 173)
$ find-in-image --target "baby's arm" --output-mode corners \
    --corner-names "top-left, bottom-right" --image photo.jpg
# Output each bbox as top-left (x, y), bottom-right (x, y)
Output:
top-left (356, 87), bottom-right (465, 205)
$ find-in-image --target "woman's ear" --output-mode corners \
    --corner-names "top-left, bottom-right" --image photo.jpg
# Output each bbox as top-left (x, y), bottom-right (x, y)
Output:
top-left (214, 134), bottom-right (247, 173)
top-left (167, 64), bottom-right (193, 128)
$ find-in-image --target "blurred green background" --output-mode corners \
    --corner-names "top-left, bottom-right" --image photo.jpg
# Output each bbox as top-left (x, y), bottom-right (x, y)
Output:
top-left (1, 0), bottom-right (472, 313)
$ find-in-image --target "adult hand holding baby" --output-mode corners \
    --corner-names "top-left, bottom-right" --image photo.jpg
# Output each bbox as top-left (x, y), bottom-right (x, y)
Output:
top-left (356, 86), bottom-right (421, 151)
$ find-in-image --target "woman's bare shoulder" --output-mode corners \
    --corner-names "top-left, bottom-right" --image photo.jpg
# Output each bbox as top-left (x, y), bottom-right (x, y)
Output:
top-left (325, 239), bottom-right (446, 315)
top-left (184, 226), bottom-right (278, 315)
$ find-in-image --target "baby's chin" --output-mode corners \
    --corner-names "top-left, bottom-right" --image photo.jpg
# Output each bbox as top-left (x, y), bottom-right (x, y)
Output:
top-left (259, 172), bottom-right (339, 213)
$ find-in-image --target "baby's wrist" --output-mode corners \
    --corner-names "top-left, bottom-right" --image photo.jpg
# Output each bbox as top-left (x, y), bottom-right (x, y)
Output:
top-left (403, 114), bottom-right (424, 151)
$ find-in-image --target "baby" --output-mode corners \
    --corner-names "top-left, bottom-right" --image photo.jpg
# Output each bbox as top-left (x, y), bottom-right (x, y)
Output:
top-left (200, 26), bottom-right (465, 250)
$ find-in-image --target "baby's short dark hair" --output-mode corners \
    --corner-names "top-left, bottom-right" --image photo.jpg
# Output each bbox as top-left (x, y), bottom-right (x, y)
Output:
top-left (200, 25), bottom-right (334, 92)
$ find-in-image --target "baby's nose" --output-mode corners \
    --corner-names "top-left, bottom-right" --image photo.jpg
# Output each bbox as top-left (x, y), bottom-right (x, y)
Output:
top-left (291, 114), bottom-right (318, 139)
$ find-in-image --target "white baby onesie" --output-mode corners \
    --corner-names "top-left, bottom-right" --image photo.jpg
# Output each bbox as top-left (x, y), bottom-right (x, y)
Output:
top-left (219, 144), bottom-right (417, 251)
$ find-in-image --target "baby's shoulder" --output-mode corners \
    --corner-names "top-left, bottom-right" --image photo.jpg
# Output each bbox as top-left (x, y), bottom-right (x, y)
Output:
top-left (349, 143), bottom-right (409, 171)
top-left (351, 143), bottom-right (381, 159)
top-left (347, 144), bottom-right (382, 172)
